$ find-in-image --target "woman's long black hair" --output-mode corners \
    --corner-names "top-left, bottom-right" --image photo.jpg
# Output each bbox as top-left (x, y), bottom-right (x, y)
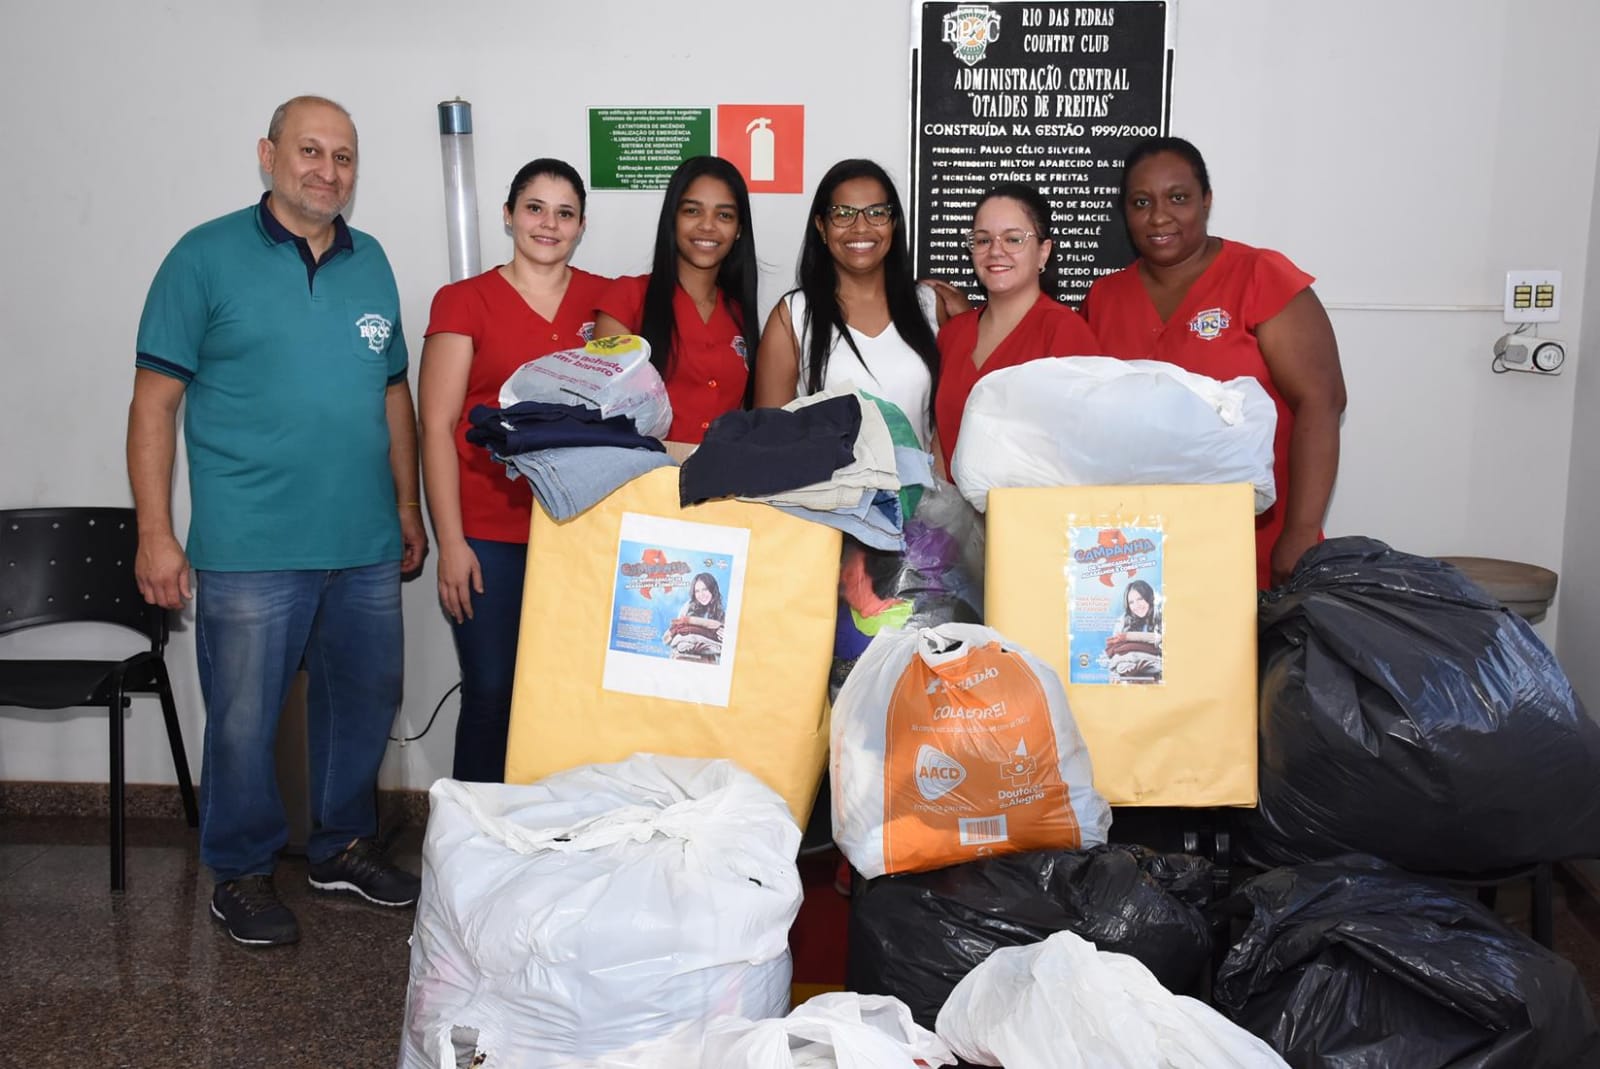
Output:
top-left (638, 156), bottom-right (760, 406)
top-left (794, 159), bottom-right (939, 403)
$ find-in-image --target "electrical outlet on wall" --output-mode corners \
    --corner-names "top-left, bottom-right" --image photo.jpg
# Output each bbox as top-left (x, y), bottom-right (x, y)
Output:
top-left (1493, 333), bottom-right (1566, 374)
top-left (1504, 270), bottom-right (1561, 323)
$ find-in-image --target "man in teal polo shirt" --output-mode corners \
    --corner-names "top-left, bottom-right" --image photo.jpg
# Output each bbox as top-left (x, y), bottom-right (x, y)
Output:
top-left (128, 95), bottom-right (428, 947)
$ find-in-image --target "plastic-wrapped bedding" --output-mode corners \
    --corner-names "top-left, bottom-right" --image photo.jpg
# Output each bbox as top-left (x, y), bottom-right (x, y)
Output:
top-left (952, 356), bottom-right (1276, 513)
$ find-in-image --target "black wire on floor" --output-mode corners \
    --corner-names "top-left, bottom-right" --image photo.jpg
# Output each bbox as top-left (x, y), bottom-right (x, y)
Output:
top-left (390, 681), bottom-right (461, 744)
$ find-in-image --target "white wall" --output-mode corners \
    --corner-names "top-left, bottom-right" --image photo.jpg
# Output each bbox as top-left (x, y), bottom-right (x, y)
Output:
top-left (3, 0), bottom-right (1597, 788)
top-left (1558, 139), bottom-right (1600, 709)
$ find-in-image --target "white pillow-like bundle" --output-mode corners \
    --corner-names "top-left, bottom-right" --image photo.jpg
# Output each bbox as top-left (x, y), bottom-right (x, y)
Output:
top-left (398, 755), bottom-right (800, 1069)
top-left (952, 356), bottom-right (1278, 513)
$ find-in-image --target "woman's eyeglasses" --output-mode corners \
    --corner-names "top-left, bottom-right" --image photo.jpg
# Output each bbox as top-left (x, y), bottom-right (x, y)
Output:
top-left (826, 203), bottom-right (895, 228)
top-left (966, 230), bottom-right (1036, 251)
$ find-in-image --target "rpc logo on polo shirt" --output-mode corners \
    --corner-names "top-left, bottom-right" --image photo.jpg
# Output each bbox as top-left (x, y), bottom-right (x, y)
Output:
top-left (356, 312), bottom-right (393, 353)
top-left (1188, 307), bottom-right (1231, 341)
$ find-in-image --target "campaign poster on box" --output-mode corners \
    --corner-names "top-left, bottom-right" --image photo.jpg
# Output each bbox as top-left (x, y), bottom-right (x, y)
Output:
top-left (1065, 522), bottom-right (1164, 685)
top-left (602, 513), bottom-right (750, 706)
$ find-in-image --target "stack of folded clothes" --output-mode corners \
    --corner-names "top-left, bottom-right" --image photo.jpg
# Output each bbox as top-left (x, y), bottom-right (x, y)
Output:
top-left (679, 389), bottom-right (933, 551)
top-left (466, 399), bottom-right (672, 521)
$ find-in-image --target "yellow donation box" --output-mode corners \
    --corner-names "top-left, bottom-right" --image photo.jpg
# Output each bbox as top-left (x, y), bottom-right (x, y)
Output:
top-left (505, 466), bottom-right (842, 826)
top-left (984, 483), bottom-right (1257, 807)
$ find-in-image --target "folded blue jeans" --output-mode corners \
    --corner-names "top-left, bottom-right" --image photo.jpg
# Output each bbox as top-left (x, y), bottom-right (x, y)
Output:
top-left (506, 445), bottom-right (676, 521)
top-left (772, 489), bottom-right (905, 550)
top-left (195, 561), bottom-right (402, 882)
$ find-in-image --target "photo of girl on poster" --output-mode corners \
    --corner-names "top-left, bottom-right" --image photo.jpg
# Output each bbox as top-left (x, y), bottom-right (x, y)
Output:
top-left (663, 571), bottom-right (727, 664)
top-left (1104, 578), bottom-right (1163, 683)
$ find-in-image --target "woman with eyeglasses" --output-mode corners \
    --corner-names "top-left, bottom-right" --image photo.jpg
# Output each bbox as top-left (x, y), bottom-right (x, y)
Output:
top-left (753, 159), bottom-right (944, 448)
top-left (931, 182), bottom-right (1100, 474)
top-left (594, 156), bottom-right (760, 443)
top-left (1082, 138), bottom-right (1345, 588)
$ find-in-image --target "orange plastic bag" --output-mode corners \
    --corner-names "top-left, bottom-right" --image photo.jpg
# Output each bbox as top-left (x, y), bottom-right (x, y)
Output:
top-left (832, 624), bottom-right (1111, 878)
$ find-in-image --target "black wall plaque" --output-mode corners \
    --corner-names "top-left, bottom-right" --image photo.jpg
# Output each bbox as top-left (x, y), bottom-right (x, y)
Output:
top-left (911, 1), bottom-right (1173, 306)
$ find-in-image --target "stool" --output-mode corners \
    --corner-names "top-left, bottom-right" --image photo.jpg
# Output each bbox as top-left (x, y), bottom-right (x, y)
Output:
top-left (1434, 862), bottom-right (1554, 948)
top-left (1437, 556), bottom-right (1558, 622)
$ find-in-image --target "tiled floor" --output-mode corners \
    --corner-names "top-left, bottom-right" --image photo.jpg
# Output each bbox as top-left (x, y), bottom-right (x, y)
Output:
top-left (0, 816), bottom-right (421, 1067)
top-left (5, 814), bottom-right (1600, 1067)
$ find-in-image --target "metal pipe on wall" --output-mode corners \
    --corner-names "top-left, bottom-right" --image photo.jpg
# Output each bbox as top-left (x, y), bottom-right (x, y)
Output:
top-left (438, 99), bottom-right (481, 282)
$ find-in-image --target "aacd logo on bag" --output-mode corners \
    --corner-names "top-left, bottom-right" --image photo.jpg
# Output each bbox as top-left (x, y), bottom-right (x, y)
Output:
top-left (916, 744), bottom-right (967, 801)
top-left (943, 4), bottom-right (1001, 66)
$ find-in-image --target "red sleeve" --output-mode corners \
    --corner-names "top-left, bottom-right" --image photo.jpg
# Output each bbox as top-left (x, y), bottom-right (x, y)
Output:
top-left (595, 274), bottom-right (649, 331)
top-left (1045, 305), bottom-right (1102, 356)
top-left (424, 276), bottom-right (483, 340)
top-left (1244, 248), bottom-right (1315, 330)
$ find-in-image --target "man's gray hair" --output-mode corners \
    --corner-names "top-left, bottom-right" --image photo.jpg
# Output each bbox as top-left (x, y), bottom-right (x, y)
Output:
top-left (266, 95), bottom-right (356, 144)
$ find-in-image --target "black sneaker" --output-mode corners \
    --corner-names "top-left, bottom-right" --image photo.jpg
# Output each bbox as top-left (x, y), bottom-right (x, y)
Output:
top-left (307, 838), bottom-right (420, 907)
top-left (211, 875), bottom-right (300, 947)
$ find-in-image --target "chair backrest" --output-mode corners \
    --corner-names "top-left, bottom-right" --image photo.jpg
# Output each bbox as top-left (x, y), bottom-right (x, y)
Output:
top-left (0, 507), bottom-right (165, 647)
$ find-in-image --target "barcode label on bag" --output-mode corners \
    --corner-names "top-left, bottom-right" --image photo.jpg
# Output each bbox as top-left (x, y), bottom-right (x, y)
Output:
top-left (959, 815), bottom-right (1008, 845)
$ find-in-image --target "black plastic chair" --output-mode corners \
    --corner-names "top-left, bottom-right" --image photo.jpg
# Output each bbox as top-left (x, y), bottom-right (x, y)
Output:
top-left (0, 507), bottom-right (199, 891)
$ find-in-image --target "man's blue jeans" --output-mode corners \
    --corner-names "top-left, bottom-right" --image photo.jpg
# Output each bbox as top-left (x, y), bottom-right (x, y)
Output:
top-left (195, 562), bottom-right (402, 882)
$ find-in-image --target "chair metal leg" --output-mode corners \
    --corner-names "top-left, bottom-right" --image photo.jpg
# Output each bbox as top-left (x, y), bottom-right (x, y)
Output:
top-left (109, 689), bottom-right (127, 893)
top-left (154, 661), bottom-right (199, 827)
top-left (1532, 862), bottom-right (1554, 949)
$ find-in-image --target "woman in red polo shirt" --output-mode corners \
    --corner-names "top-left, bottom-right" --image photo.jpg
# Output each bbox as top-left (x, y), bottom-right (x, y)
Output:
top-left (1082, 137), bottom-right (1346, 589)
top-left (418, 157), bottom-right (612, 782)
top-left (594, 156), bottom-right (760, 443)
top-left (932, 182), bottom-right (1101, 475)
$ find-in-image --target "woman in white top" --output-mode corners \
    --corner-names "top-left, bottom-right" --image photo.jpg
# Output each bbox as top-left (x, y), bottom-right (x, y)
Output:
top-left (753, 159), bottom-right (948, 448)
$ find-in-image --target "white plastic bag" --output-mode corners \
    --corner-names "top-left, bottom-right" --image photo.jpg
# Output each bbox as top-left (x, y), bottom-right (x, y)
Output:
top-left (397, 755), bottom-right (801, 1069)
top-left (707, 993), bottom-right (955, 1069)
top-left (560, 993), bottom-right (956, 1068)
top-left (499, 334), bottom-right (673, 439)
top-left (832, 623), bottom-right (1111, 878)
top-left (935, 931), bottom-right (1289, 1069)
top-left (952, 356), bottom-right (1277, 513)
top-left (908, 477), bottom-right (986, 607)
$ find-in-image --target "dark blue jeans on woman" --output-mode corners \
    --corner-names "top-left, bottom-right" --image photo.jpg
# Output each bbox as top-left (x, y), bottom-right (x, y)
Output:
top-left (449, 537), bottom-right (528, 782)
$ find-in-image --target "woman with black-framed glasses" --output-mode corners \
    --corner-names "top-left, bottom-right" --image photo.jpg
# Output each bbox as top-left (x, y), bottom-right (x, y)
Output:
top-left (930, 182), bottom-right (1100, 475)
top-left (753, 159), bottom-right (945, 449)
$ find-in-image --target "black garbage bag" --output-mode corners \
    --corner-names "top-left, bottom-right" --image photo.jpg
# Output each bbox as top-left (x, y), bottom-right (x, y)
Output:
top-left (1244, 536), bottom-right (1600, 872)
top-left (1215, 856), bottom-right (1600, 1068)
top-left (848, 844), bottom-right (1214, 1030)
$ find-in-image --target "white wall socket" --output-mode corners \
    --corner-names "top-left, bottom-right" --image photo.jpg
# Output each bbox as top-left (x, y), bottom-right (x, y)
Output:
top-left (1504, 270), bottom-right (1561, 323)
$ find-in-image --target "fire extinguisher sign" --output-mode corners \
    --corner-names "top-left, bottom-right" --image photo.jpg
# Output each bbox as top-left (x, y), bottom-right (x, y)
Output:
top-left (716, 105), bottom-right (804, 194)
